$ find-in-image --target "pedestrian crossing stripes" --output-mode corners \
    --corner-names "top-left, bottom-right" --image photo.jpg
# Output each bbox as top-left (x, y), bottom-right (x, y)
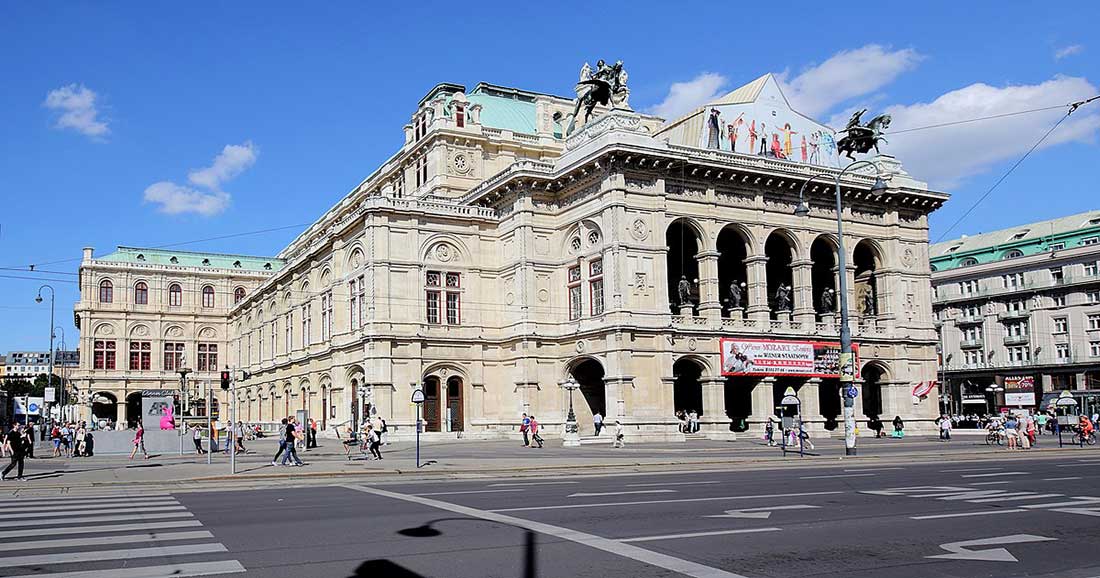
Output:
top-left (0, 493), bottom-right (244, 578)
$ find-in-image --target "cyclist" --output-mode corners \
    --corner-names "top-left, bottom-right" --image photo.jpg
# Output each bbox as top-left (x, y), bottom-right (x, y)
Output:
top-left (1078, 415), bottom-right (1094, 444)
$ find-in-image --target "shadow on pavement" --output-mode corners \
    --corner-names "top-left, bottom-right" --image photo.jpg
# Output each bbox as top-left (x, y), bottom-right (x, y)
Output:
top-left (347, 560), bottom-right (427, 577)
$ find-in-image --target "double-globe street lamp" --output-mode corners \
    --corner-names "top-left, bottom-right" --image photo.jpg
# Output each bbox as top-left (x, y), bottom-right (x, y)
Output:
top-left (560, 377), bottom-right (580, 446)
top-left (794, 160), bottom-right (888, 456)
top-left (35, 285), bottom-right (56, 426)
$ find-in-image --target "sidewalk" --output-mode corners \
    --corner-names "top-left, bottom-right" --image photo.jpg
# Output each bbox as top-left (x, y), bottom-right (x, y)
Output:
top-left (6, 432), bottom-right (1094, 493)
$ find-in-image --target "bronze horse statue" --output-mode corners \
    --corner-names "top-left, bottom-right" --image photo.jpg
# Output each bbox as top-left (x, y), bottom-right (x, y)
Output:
top-left (836, 110), bottom-right (891, 160)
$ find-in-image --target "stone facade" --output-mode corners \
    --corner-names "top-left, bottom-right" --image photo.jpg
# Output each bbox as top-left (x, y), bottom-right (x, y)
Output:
top-left (74, 75), bottom-right (948, 439)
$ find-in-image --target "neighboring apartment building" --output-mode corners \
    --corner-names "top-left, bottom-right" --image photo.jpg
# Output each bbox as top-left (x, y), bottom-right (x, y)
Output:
top-left (1, 351), bottom-right (79, 379)
top-left (74, 69), bottom-right (948, 438)
top-left (931, 210), bottom-right (1100, 415)
top-left (72, 247), bottom-right (283, 426)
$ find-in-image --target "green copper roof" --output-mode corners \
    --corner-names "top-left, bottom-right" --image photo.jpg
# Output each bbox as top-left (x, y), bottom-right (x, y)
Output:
top-left (930, 210), bottom-right (1100, 270)
top-left (97, 246), bottom-right (284, 273)
top-left (466, 88), bottom-right (538, 135)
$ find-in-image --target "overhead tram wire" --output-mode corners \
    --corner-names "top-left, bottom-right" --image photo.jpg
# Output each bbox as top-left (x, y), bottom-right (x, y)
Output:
top-left (933, 95), bottom-right (1099, 243)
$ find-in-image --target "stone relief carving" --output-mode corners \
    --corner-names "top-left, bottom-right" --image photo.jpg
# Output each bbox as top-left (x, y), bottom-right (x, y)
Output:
top-left (434, 243), bottom-right (455, 262)
top-left (715, 188), bottom-right (755, 207)
top-left (630, 218), bottom-right (649, 241)
top-left (199, 327), bottom-right (216, 338)
top-left (95, 324), bottom-right (114, 336)
top-left (537, 288), bottom-right (550, 302)
top-left (625, 177), bottom-right (655, 191)
top-left (666, 183), bottom-right (705, 199)
top-left (167, 326), bottom-right (184, 338)
top-left (132, 325), bottom-right (149, 337)
top-left (901, 247), bottom-right (917, 269)
top-left (633, 272), bottom-right (647, 295)
top-left (451, 152), bottom-right (472, 175)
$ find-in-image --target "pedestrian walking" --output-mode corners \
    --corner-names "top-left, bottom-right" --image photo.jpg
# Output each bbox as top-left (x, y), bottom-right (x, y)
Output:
top-left (60, 423), bottom-right (72, 457)
top-left (74, 423), bottom-right (87, 457)
top-left (938, 414), bottom-right (952, 441)
top-left (764, 417), bottom-right (775, 446)
top-left (272, 418), bottom-right (288, 465)
top-left (593, 412), bottom-right (603, 436)
top-left (612, 420), bottom-right (625, 448)
top-left (307, 418), bottom-right (318, 449)
top-left (129, 421), bottom-right (149, 460)
top-left (891, 415), bottom-right (905, 439)
top-left (379, 417), bottom-right (389, 445)
top-left (280, 418), bottom-right (305, 466)
top-left (51, 424), bottom-right (62, 457)
top-left (192, 424), bottom-right (206, 454)
top-left (24, 424), bottom-right (35, 459)
top-left (688, 410), bottom-right (700, 433)
top-left (2, 424), bottom-right (27, 481)
top-left (529, 415), bottom-right (544, 448)
top-left (366, 424), bottom-right (382, 460)
top-left (519, 413), bottom-right (530, 447)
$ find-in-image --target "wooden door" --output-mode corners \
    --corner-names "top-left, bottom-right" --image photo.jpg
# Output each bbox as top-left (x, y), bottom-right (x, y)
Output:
top-left (446, 377), bottom-right (464, 432)
top-left (424, 378), bottom-right (441, 432)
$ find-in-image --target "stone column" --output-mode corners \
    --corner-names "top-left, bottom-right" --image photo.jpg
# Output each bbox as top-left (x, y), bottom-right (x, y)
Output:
top-left (700, 377), bottom-right (732, 438)
top-left (748, 377), bottom-right (775, 434)
top-left (697, 251), bottom-right (722, 319)
top-left (745, 255), bottom-right (770, 322)
top-left (792, 258), bottom-right (814, 326)
top-left (116, 401), bottom-right (128, 428)
top-left (799, 378), bottom-right (822, 432)
top-left (603, 376), bottom-right (631, 423)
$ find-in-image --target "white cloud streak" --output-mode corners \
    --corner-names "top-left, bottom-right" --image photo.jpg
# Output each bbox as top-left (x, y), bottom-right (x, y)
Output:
top-left (1054, 44), bottom-right (1084, 60)
top-left (646, 72), bottom-right (728, 120)
top-left (780, 45), bottom-right (923, 118)
top-left (879, 76), bottom-right (1100, 188)
top-left (43, 84), bottom-right (109, 139)
top-left (143, 141), bottom-right (258, 216)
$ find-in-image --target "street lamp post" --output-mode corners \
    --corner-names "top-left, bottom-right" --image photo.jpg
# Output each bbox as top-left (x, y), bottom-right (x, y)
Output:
top-left (985, 385), bottom-right (1005, 416)
top-left (36, 285), bottom-right (55, 427)
top-left (53, 326), bottom-right (66, 423)
top-left (795, 161), bottom-right (888, 456)
top-left (178, 367), bottom-right (192, 416)
top-left (559, 377), bottom-right (580, 447)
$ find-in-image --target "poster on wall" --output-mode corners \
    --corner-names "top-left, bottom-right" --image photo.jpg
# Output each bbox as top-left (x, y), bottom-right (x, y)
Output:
top-left (698, 75), bottom-right (842, 169)
top-left (1003, 375), bottom-right (1036, 406)
top-left (720, 338), bottom-right (860, 378)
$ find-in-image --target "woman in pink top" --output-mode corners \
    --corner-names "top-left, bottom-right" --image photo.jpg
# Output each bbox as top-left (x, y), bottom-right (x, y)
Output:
top-left (129, 421), bottom-right (149, 460)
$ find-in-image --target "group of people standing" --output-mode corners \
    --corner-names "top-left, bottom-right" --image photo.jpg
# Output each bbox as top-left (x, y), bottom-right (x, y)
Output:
top-left (675, 410), bottom-right (700, 434)
top-left (519, 413), bottom-right (544, 448)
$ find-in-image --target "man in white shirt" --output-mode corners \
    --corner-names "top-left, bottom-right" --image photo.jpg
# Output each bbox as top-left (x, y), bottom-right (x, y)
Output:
top-left (593, 412), bottom-right (603, 436)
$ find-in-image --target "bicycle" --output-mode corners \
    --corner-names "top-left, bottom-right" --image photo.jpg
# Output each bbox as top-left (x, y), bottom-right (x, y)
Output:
top-left (1079, 430), bottom-right (1097, 446)
top-left (985, 429), bottom-right (1004, 446)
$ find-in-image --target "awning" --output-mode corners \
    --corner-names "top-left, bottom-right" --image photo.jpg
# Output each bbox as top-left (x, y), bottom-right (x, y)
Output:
top-left (961, 399), bottom-right (988, 404)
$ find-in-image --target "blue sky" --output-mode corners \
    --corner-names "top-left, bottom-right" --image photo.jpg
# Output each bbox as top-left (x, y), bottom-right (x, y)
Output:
top-left (1, 1), bottom-right (1098, 353)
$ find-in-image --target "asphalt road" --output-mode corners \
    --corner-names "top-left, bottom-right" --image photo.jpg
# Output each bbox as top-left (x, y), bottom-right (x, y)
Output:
top-left (4, 452), bottom-right (1099, 578)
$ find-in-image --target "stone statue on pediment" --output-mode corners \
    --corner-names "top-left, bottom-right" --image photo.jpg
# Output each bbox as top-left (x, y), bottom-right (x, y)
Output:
top-left (678, 275), bottom-right (693, 306)
top-left (568, 59), bottom-right (631, 135)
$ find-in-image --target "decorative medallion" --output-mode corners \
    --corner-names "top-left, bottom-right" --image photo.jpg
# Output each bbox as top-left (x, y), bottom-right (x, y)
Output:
top-left (200, 327), bottom-right (216, 338)
top-left (133, 325), bottom-right (149, 337)
top-left (96, 324), bottom-right (114, 336)
top-left (434, 243), bottom-right (454, 262)
top-left (506, 292), bottom-right (515, 305)
top-left (688, 338), bottom-right (698, 351)
top-left (901, 248), bottom-right (916, 269)
top-left (350, 251), bottom-right (362, 269)
top-left (630, 218), bottom-right (648, 241)
top-left (452, 152), bottom-right (471, 175)
top-left (537, 288), bottom-right (550, 302)
top-left (167, 326), bottom-right (184, 338)
top-left (576, 340), bottom-right (586, 353)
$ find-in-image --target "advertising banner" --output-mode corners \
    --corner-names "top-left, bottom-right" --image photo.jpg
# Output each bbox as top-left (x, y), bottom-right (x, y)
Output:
top-left (720, 338), bottom-right (860, 378)
top-left (44, 387), bottom-right (56, 403)
top-left (1003, 375), bottom-right (1036, 406)
top-left (13, 396), bottom-right (44, 416)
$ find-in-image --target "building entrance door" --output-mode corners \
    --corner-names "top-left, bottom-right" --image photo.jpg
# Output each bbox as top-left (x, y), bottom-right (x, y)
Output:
top-left (445, 376), bottom-right (464, 432)
top-left (423, 377), bottom-right (441, 432)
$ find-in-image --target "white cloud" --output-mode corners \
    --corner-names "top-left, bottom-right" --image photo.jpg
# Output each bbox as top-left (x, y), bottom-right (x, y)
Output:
top-left (43, 84), bottom-right (109, 139)
top-left (143, 182), bottom-right (230, 216)
top-left (143, 141), bottom-right (258, 216)
top-left (646, 72), bottom-right (728, 120)
top-left (780, 45), bottom-right (923, 118)
top-left (187, 141), bottom-right (258, 191)
top-left (1054, 44), bottom-right (1084, 60)
top-left (880, 76), bottom-right (1100, 188)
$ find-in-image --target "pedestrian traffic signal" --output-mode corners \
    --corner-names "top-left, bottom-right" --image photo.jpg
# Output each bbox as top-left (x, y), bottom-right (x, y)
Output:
top-left (220, 371), bottom-right (230, 391)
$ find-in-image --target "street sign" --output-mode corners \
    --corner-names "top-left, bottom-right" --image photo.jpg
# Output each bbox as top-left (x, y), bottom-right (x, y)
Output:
top-left (844, 385), bottom-right (859, 399)
top-left (838, 352), bottom-right (855, 383)
top-left (44, 387), bottom-right (56, 403)
top-left (411, 389), bottom-right (425, 404)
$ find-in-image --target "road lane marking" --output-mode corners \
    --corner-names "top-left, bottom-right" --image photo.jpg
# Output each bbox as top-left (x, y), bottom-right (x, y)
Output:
top-left (626, 481), bottom-right (720, 488)
top-left (0, 498), bottom-right (177, 509)
top-left (1042, 477), bottom-right (1083, 481)
top-left (706, 505), bottom-right (819, 519)
top-left (911, 509), bottom-right (1027, 520)
top-left (941, 467), bottom-right (1003, 473)
top-left (961, 472), bottom-right (1026, 478)
top-left (0, 543), bottom-right (227, 567)
top-left (489, 491), bottom-right (844, 513)
top-left (344, 484), bottom-right (757, 578)
top-left (0, 530), bottom-right (214, 552)
top-left (799, 473), bottom-right (875, 480)
top-left (619, 528), bottom-right (781, 543)
top-left (416, 489), bottom-right (525, 496)
top-left (1021, 497), bottom-right (1100, 509)
top-left (926, 534), bottom-right (1055, 562)
top-left (0, 493), bottom-right (171, 504)
top-left (969, 481), bottom-right (1012, 486)
top-left (569, 490), bottom-right (676, 498)
top-left (0, 500), bottom-right (179, 515)
top-left (19, 511), bottom-right (195, 528)
top-left (843, 468), bottom-right (905, 472)
top-left (0, 520), bottom-right (203, 540)
top-left (488, 482), bottom-right (579, 487)
top-left (968, 493), bottom-right (1063, 503)
top-left (7, 505), bottom-right (186, 520)
top-left (1057, 463), bottom-right (1097, 468)
top-left (7, 560), bottom-right (247, 578)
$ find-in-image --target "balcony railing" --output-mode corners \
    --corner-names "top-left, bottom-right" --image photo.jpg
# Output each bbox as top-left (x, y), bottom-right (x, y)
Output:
top-left (1003, 334), bottom-right (1030, 346)
top-left (997, 310), bottom-right (1030, 321)
top-left (959, 338), bottom-right (984, 349)
top-left (956, 314), bottom-right (984, 325)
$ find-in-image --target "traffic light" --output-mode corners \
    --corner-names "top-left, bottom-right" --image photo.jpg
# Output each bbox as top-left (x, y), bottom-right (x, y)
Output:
top-left (220, 370), bottom-right (231, 391)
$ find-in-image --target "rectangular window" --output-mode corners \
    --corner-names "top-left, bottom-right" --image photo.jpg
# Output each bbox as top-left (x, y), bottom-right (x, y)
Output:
top-left (1089, 291), bottom-right (1100, 304)
top-left (568, 265), bottom-right (582, 320)
top-left (959, 280), bottom-right (978, 296)
top-left (1091, 342), bottom-right (1100, 357)
top-left (1050, 242), bottom-right (1066, 251)
top-left (286, 312), bottom-right (293, 352)
top-left (349, 278), bottom-right (359, 329)
top-left (455, 104), bottom-right (465, 128)
top-left (446, 292), bottom-right (460, 325)
top-left (589, 260), bottom-right (604, 316)
top-left (1051, 267), bottom-right (1064, 283)
top-left (1056, 343), bottom-right (1071, 360)
top-left (163, 342), bottom-right (184, 371)
top-left (396, 172), bottom-right (405, 198)
top-left (426, 291), bottom-right (440, 324)
top-left (1054, 317), bottom-right (1069, 333)
top-left (1054, 294), bottom-right (1067, 307)
top-left (93, 340), bottom-right (115, 370)
top-left (197, 343), bottom-right (218, 372)
top-left (1083, 237), bottom-right (1099, 246)
top-left (357, 275), bottom-right (365, 327)
top-left (129, 341), bottom-right (151, 371)
top-left (1089, 314), bottom-right (1100, 330)
top-left (1002, 273), bottom-right (1024, 288)
top-left (1085, 262), bottom-right (1100, 277)
top-left (271, 320), bottom-right (277, 356)
top-left (303, 304), bottom-right (312, 346)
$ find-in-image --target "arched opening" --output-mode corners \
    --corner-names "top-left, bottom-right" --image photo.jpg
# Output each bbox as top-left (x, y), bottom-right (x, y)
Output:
top-left (423, 376), bottom-right (441, 432)
top-left (717, 226), bottom-right (749, 317)
top-left (811, 236), bottom-right (838, 316)
top-left (283, 389), bottom-right (291, 419)
top-left (125, 392), bottom-right (142, 428)
top-left (819, 378), bottom-right (841, 430)
top-left (862, 363), bottom-right (885, 420)
top-left (349, 378), bottom-right (360, 430)
top-left (569, 359), bottom-right (606, 432)
top-left (765, 232), bottom-right (795, 319)
top-left (724, 377), bottom-right (753, 432)
top-left (269, 389), bottom-right (276, 422)
top-left (445, 376), bottom-right (465, 432)
top-left (666, 220), bottom-right (701, 314)
top-left (320, 385), bottom-right (328, 430)
top-left (853, 240), bottom-right (881, 318)
top-left (91, 391), bottom-right (118, 425)
top-left (672, 357), bottom-right (704, 418)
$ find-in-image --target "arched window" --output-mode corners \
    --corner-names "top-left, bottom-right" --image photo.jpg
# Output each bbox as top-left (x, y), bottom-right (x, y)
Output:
top-left (234, 287), bottom-right (246, 304)
top-left (202, 285), bottom-right (215, 308)
top-left (168, 283), bottom-right (182, 307)
top-left (98, 279), bottom-right (113, 303)
top-left (1002, 249), bottom-right (1024, 260)
top-left (958, 257), bottom-right (979, 267)
top-left (134, 282), bottom-right (148, 305)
